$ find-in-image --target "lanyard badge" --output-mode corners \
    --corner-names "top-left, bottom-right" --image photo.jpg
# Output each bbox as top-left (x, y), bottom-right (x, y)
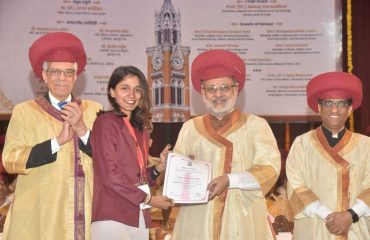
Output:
top-left (123, 117), bottom-right (148, 184)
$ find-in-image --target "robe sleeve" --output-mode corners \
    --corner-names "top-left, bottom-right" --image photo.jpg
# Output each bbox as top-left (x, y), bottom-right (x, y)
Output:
top-left (26, 140), bottom-right (57, 168)
top-left (173, 120), bottom-right (195, 157)
top-left (357, 189), bottom-right (370, 207)
top-left (3, 105), bottom-right (33, 174)
top-left (356, 139), bottom-right (370, 206)
top-left (26, 132), bottom-right (93, 169)
top-left (247, 116), bottom-right (281, 195)
top-left (79, 136), bottom-right (92, 157)
top-left (286, 137), bottom-right (319, 216)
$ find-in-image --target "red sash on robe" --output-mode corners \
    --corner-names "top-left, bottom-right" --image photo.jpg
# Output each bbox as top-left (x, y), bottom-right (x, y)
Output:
top-left (35, 96), bottom-right (86, 240)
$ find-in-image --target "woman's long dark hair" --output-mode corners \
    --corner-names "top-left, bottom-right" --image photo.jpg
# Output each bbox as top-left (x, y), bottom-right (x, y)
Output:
top-left (103, 66), bottom-right (152, 131)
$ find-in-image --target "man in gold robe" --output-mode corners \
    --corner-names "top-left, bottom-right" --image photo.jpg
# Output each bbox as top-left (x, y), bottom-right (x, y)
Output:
top-left (171, 50), bottom-right (281, 240)
top-left (2, 32), bottom-right (101, 240)
top-left (286, 72), bottom-right (370, 239)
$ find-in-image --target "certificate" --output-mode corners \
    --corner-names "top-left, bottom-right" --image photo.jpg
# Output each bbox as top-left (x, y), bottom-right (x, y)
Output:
top-left (163, 153), bottom-right (212, 204)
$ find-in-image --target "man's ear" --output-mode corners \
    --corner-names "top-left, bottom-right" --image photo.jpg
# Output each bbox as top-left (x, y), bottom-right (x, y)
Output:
top-left (348, 106), bottom-right (353, 117)
top-left (317, 104), bottom-right (321, 113)
top-left (41, 71), bottom-right (48, 84)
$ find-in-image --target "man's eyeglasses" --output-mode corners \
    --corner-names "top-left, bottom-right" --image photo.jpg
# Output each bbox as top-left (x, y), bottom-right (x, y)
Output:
top-left (201, 84), bottom-right (237, 95)
top-left (46, 68), bottom-right (76, 77)
top-left (319, 100), bottom-right (350, 109)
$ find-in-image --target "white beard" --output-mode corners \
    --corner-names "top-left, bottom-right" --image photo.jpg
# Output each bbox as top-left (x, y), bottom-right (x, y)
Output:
top-left (202, 93), bottom-right (237, 119)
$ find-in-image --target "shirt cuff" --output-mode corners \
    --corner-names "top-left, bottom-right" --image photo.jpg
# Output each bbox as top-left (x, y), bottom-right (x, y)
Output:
top-left (51, 138), bottom-right (61, 154)
top-left (227, 172), bottom-right (260, 190)
top-left (351, 199), bottom-right (370, 217)
top-left (79, 130), bottom-right (90, 145)
top-left (303, 200), bottom-right (332, 220)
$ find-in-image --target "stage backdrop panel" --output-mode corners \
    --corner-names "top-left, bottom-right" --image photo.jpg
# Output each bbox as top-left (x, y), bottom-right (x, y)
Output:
top-left (0, 0), bottom-right (341, 116)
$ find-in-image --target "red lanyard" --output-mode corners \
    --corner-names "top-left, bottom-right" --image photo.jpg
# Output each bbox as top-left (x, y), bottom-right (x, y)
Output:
top-left (123, 117), bottom-right (147, 183)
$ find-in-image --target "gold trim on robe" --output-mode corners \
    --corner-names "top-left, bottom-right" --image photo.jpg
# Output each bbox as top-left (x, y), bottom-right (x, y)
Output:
top-left (194, 109), bottom-right (246, 240)
top-left (316, 127), bottom-right (351, 212)
top-left (183, 109), bottom-right (280, 240)
top-left (289, 186), bottom-right (319, 216)
top-left (287, 127), bottom-right (370, 240)
top-left (2, 98), bottom-right (101, 240)
top-left (249, 165), bottom-right (278, 196)
top-left (357, 189), bottom-right (370, 206)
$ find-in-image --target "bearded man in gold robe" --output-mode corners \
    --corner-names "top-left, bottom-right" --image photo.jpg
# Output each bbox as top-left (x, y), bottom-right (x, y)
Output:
top-left (171, 49), bottom-right (281, 240)
top-left (2, 32), bottom-right (101, 240)
top-left (287, 72), bottom-right (370, 239)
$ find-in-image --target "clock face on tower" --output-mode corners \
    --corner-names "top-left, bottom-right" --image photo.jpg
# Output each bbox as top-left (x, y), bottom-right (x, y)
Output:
top-left (172, 55), bottom-right (184, 69)
top-left (152, 53), bottom-right (163, 70)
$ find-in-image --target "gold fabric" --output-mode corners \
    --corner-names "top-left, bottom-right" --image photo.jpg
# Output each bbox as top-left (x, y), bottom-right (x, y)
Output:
top-left (289, 186), bottom-right (319, 216)
top-left (286, 129), bottom-right (370, 240)
top-left (249, 165), bottom-right (278, 196)
top-left (171, 113), bottom-right (280, 240)
top-left (358, 189), bottom-right (370, 206)
top-left (2, 99), bottom-right (101, 240)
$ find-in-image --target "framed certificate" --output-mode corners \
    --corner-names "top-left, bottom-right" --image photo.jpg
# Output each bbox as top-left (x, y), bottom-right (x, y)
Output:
top-left (163, 153), bottom-right (212, 204)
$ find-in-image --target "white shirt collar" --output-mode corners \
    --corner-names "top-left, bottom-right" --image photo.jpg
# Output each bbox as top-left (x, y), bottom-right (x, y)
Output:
top-left (48, 92), bottom-right (72, 110)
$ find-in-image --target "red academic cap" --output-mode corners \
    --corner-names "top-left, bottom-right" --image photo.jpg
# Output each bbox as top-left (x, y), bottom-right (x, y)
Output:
top-left (29, 32), bottom-right (87, 79)
top-left (306, 71), bottom-right (362, 112)
top-left (191, 49), bottom-right (246, 93)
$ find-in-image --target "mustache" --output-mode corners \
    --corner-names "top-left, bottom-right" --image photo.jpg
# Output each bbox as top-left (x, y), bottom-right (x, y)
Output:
top-left (211, 97), bottom-right (227, 103)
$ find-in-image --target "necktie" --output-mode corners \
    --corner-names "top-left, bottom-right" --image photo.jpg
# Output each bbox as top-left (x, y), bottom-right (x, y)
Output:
top-left (57, 101), bottom-right (68, 109)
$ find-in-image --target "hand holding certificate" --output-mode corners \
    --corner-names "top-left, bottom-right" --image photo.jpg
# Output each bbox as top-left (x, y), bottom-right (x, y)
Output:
top-left (163, 153), bottom-right (212, 204)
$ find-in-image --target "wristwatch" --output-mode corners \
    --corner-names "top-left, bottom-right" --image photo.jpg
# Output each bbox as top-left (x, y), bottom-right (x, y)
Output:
top-left (347, 208), bottom-right (359, 223)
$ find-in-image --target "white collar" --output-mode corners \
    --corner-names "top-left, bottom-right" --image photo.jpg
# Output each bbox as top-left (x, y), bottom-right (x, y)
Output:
top-left (48, 92), bottom-right (72, 110)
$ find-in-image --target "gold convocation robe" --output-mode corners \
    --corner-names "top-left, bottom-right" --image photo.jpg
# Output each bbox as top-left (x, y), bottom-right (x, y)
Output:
top-left (171, 111), bottom-right (281, 240)
top-left (2, 99), bottom-right (101, 240)
top-left (287, 128), bottom-right (370, 240)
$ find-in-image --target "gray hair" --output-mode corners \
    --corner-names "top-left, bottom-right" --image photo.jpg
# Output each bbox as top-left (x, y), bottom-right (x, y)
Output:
top-left (42, 62), bottom-right (78, 71)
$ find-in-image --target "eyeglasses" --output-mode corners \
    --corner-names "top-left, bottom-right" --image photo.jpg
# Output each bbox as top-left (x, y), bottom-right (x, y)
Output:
top-left (201, 84), bottom-right (238, 95)
top-left (46, 68), bottom-right (76, 77)
top-left (319, 100), bottom-right (350, 109)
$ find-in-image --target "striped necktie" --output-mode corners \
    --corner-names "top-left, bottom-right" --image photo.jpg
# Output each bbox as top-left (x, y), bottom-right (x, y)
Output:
top-left (57, 101), bottom-right (68, 109)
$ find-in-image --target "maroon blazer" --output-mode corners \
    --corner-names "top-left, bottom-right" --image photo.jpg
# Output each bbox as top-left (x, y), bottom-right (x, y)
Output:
top-left (90, 112), bottom-right (153, 227)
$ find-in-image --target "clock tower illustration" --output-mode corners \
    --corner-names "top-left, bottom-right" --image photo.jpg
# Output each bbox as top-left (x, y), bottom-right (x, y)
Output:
top-left (147, 0), bottom-right (190, 123)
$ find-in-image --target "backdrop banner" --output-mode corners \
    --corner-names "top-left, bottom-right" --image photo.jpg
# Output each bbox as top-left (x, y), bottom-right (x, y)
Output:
top-left (0, 0), bottom-right (341, 116)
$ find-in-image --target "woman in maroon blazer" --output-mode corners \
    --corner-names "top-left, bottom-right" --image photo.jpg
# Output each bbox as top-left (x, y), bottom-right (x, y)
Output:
top-left (90, 66), bottom-right (174, 240)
